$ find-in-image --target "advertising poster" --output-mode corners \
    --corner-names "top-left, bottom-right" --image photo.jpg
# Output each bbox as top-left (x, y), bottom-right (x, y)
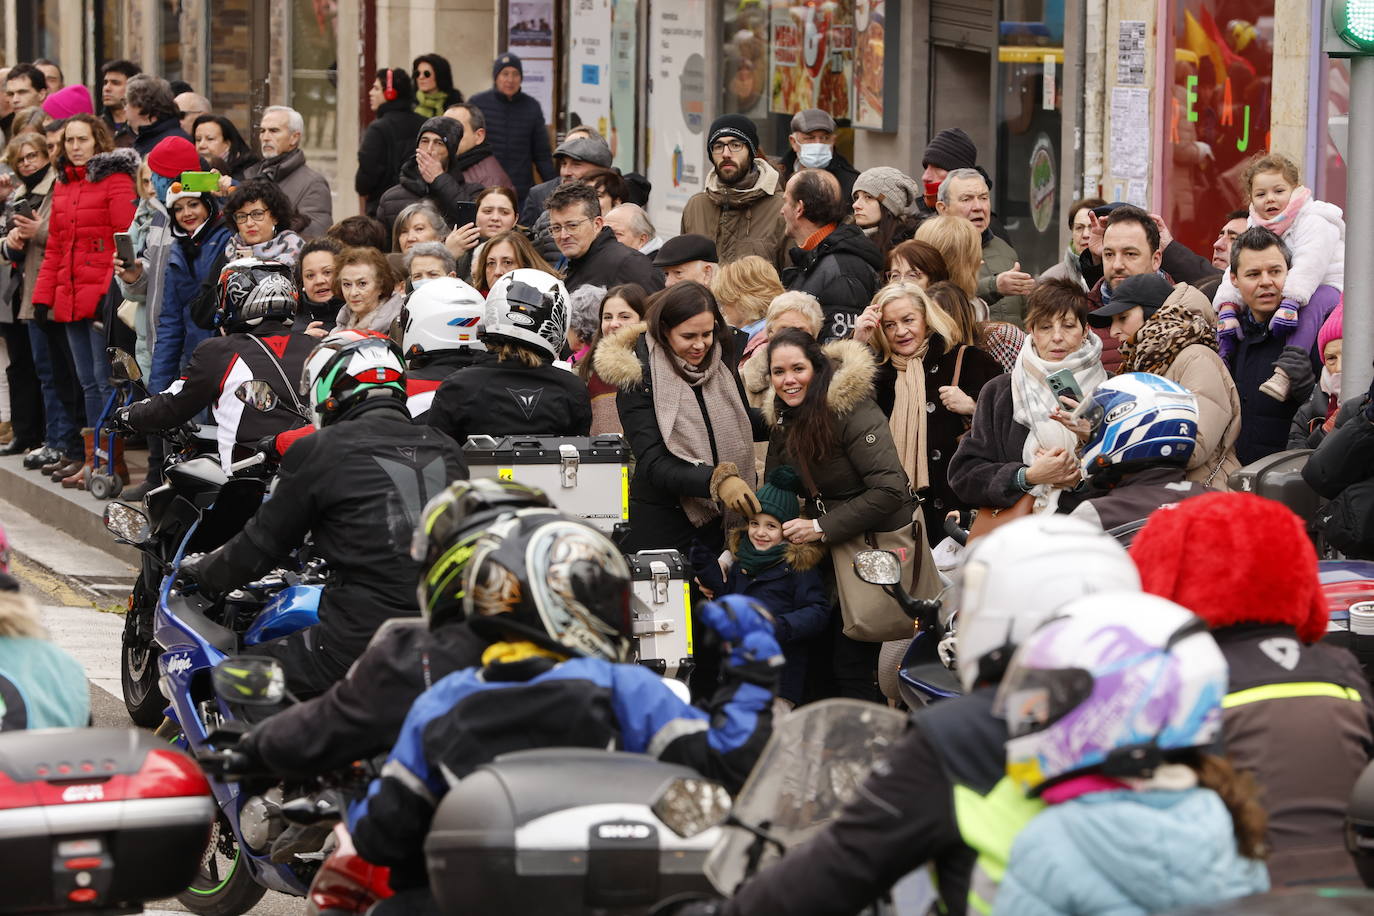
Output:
top-left (853, 0), bottom-right (885, 128)
top-left (568, 0), bottom-right (613, 137)
top-left (646, 0), bottom-right (708, 235)
top-left (509, 1), bottom-right (555, 53)
top-left (769, 0), bottom-right (855, 119)
top-left (520, 58), bottom-right (556, 126)
top-left (610, 0), bottom-right (640, 172)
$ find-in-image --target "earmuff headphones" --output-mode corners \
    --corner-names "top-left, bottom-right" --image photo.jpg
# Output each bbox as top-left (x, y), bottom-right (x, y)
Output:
top-left (383, 69), bottom-right (398, 102)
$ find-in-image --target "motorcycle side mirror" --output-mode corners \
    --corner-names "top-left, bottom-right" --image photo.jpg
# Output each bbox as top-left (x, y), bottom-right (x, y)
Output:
top-left (853, 549), bottom-right (901, 586)
top-left (107, 348), bottom-right (143, 383)
top-left (211, 656), bottom-right (287, 706)
top-left (234, 380), bottom-right (279, 413)
top-left (651, 776), bottom-right (731, 839)
top-left (103, 501), bottom-right (152, 545)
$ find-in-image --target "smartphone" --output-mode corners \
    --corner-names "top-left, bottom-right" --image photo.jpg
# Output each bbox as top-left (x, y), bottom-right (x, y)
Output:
top-left (179, 170), bottom-right (220, 193)
top-left (450, 200), bottom-right (478, 228)
top-left (11, 199), bottom-right (32, 220)
top-left (1045, 368), bottom-right (1083, 405)
top-left (114, 232), bottom-right (136, 265)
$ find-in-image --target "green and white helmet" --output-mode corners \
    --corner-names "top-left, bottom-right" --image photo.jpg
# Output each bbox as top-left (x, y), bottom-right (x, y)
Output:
top-left (298, 330), bottom-right (408, 428)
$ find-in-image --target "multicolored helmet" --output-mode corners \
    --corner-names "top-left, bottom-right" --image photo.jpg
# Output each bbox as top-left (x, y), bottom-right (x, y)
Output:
top-left (1078, 372), bottom-right (1198, 478)
top-left (996, 593), bottom-right (1228, 795)
top-left (403, 276), bottom-right (487, 359)
top-left (298, 330), bottom-right (407, 428)
top-left (214, 258), bottom-right (298, 332)
top-left (481, 268), bottom-right (569, 360)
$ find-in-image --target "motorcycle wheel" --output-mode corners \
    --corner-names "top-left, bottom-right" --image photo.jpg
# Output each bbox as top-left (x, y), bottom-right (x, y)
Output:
top-left (121, 578), bottom-right (167, 728)
top-left (178, 811), bottom-right (267, 916)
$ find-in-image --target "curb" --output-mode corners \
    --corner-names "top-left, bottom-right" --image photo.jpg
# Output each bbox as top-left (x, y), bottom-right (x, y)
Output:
top-left (0, 457), bottom-right (140, 566)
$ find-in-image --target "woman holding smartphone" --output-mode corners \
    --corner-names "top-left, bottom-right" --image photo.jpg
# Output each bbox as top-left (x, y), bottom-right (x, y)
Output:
top-left (948, 278), bottom-right (1107, 516)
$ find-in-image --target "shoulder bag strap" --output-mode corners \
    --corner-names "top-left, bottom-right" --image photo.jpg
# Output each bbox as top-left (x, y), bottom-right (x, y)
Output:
top-left (950, 345), bottom-right (967, 389)
top-left (245, 334), bottom-right (308, 415)
top-left (794, 454), bottom-right (828, 516)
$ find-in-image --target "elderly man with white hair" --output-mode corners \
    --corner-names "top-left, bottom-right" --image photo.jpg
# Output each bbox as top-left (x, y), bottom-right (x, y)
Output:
top-left (935, 166), bottom-right (1031, 326)
top-left (243, 105), bottom-right (334, 238)
top-left (604, 203), bottom-right (664, 256)
top-left (174, 91), bottom-right (210, 136)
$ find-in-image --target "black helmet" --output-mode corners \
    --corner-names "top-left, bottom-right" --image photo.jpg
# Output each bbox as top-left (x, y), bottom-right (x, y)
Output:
top-left (215, 258), bottom-right (298, 331)
top-left (413, 479), bottom-right (554, 627)
top-left (1349, 759), bottom-right (1374, 888)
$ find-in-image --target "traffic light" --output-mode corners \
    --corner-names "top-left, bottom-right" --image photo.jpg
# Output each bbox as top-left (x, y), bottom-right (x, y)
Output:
top-left (1332, 0), bottom-right (1374, 55)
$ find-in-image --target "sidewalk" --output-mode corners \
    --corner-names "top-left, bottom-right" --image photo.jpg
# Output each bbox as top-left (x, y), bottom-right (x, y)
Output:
top-left (0, 450), bottom-right (145, 569)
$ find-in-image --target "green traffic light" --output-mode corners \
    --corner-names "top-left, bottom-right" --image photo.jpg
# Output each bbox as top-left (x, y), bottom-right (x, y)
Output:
top-left (1336, 0), bottom-right (1374, 52)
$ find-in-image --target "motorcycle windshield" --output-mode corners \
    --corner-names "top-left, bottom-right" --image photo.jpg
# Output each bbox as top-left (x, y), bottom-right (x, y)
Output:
top-left (705, 699), bottom-right (907, 895)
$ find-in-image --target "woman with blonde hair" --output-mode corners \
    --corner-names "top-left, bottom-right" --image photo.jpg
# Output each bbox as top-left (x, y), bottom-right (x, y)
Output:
top-left (915, 214), bottom-right (982, 301)
top-left (855, 281), bottom-right (1002, 540)
top-left (713, 254), bottom-right (785, 364)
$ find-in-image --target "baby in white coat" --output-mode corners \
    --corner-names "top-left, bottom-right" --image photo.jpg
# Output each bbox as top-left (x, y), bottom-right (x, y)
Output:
top-left (1213, 153), bottom-right (1343, 401)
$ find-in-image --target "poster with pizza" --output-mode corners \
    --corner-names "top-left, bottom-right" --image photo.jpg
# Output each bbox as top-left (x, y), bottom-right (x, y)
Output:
top-left (853, 0), bottom-right (886, 129)
top-left (769, 0), bottom-right (855, 119)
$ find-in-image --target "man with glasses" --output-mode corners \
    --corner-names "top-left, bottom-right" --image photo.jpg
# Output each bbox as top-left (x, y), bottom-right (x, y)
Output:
top-left (682, 115), bottom-right (789, 270)
top-left (547, 181), bottom-right (662, 294)
top-left (243, 106), bottom-right (333, 238)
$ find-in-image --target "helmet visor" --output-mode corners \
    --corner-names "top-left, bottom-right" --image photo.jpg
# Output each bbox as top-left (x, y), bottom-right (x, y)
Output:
top-left (994, 664), bottom-right (1095, 739)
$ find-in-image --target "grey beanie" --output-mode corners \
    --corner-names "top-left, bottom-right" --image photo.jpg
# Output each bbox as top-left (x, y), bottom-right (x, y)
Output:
top-left (852, 167), bottom-right (923, 219)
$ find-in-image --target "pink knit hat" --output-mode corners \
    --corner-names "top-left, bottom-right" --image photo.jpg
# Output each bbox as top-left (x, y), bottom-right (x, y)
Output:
top-left (1317, 297), bottom-right (1344, 358)
top-left (41, 85), bottom-right (93, 121)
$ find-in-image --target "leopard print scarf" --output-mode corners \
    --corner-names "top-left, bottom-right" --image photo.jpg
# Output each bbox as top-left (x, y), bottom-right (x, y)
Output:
top-left (1120, 300), bottom-right (1216, 375)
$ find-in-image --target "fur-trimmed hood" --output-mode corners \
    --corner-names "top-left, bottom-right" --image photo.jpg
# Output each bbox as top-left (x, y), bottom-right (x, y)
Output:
top-left (726, 526), bottom-right (825, 572)
top-left (593, 321), bottom-right (650, 389)
top-left (61, 147), bottom-right (140, 185)
top-left (761, 338), bottom-right (877, 427)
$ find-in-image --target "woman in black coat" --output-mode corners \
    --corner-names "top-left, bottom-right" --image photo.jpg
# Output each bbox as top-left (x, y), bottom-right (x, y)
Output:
top-left (411, 54), bottom-right (465, 118)
top-left (356, 68), bottom-right (426, 218)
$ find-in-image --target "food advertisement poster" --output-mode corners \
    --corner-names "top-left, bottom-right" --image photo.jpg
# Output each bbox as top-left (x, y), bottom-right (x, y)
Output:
top-left (854, 0), bottom-right (897, 130)
top-left (646, 0), bottom-right (708, 235)
top-left (769, 0), bottom-right (855, 119)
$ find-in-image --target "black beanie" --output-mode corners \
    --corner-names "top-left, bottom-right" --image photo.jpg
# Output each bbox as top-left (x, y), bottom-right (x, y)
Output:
top-left (922, 127), bottom-right (978, 171)
top-left (708, 114), bottom-right (760, 157)
top-left (418, 116), bottom-right (464, 160)
top-left (493, 53), bottom-right (523, 80)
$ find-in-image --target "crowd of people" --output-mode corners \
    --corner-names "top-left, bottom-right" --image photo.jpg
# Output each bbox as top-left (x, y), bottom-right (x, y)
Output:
top-left (0, 47), bottom-right (1371, 915)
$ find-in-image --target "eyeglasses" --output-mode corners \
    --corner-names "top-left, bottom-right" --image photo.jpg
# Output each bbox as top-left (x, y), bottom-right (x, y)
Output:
top-left (417, 69), bottom-right (434, 77)
top-left (549, 218), bottom-right (592, 237)
top-left (17, 151), bottom-right (43, 164)
top-left (233, 209), bottom-right (271, 225)
top-left (885, 269), bottom-right (925, 283)
top-left (710, 139), bottom-right (747, 155)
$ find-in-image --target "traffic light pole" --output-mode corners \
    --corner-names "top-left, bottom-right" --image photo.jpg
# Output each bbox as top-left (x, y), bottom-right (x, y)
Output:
top-left (1343, 56), bottom-right (1374, 402)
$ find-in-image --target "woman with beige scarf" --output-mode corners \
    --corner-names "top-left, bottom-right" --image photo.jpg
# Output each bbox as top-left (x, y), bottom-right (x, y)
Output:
top-left (854, 281), bottom-right (1001, 541)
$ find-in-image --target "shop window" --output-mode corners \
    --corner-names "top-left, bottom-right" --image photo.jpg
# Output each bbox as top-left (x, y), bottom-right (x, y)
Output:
top-left (1163, 0), bottom-right (1274, 258)
top-left (290, 0), bottom-right (338, 174)
top-left (160, 0), bottom-right (184, 84)
top-left (1319, 59), bottom-right (1348, 210)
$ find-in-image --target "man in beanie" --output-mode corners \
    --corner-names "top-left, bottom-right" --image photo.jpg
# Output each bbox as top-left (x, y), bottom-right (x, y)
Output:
top-left (919, 126), bottom-right (978, 214)
top-left (469, 53), bottom-right (556, 209)
top-left (681, 114), bottom-right (789, 270)
top-left (519, 129), bottom-right (613, 227)
top-left (778, 108), bottom-right (859, 201)
top-left (1089, 271), bottom-right (1240, 486)
top-left (1130, 491), bottom-right (1374, 888)
top-left (376, 117), bottom-right (485, 233)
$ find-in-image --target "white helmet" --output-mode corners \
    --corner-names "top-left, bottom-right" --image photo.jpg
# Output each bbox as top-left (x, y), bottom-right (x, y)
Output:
top-left (403, 277), bottom-right (487, 359)
top-left (482, 268), bottom-right (569, 361)
top-left (954, 515), bottom-right (1141, 692)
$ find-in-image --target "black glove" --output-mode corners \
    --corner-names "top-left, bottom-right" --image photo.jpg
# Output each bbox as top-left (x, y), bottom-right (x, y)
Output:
top-left (1274, 346), bottom-right (1316, 404)
top-left (253, 433), bottom-right (283, 466)
top-left (174, 552), bottom-right (209, 594)
top-left (107, 405), bottom-right (136, 434)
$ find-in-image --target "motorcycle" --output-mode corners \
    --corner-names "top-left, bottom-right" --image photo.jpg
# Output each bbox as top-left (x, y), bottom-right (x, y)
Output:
top-left (853, 548), bottom-right (959, 708)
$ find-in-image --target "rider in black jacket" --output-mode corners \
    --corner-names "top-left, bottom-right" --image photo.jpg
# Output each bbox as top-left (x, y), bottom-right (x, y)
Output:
top-left (400, 275), bottom-right (492, 421)
top-left (181, 332), bottom-right (468, 697)
top-left (118, 259), bottom-right (314, 471)
top-left (426, 268), bottom-right (591, 442)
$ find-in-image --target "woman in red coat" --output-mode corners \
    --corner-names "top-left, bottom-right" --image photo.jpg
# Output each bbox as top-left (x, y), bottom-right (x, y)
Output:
top-left (32, 114), bottom-right (139, 473)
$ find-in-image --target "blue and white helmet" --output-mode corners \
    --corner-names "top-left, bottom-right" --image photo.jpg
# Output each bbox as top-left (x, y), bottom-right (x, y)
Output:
top-left (1079, 372), bottom-right (1198, 478)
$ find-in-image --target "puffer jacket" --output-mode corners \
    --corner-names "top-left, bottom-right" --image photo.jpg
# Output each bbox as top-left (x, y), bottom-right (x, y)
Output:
top-left (32, 148), bottom-right (140, 322)
top-left (763, 339), bottom-right (912, 542)
top-left (996, 787), bottom-right (1269, 915)
top-left (782, 224), bottom-right (883, 342)
top-left (376, 116), bottom-right (485, 232)
top-left (1213, 197), bottom-right (1344, 310)
top-left (467, 88), bottom-right (555, 205)
top-left (681, 159), bottom-right (790, 271)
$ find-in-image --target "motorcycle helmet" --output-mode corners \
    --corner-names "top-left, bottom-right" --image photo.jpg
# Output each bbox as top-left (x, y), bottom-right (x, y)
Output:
top-left (412, 479), bottom-right (554, 626)
top-left (1078, 372), bottom-right (1198, 479)
top-left (214, 258), bottom-right (298, 332)
top-left (481, 268), bottom-right (569, 361)
top-left (457, 510), bottom-right (634, 662)
top-left (402, 276), bottom-right (487, 361)
top-left (954, 515), bottom-right (1141, 693)
top-left (1347, 760), bottom-right (1374, 888)
top-left (996, 593), bottom-right (1227, 795)
top-left (298, 330), bottom-right (408, 428)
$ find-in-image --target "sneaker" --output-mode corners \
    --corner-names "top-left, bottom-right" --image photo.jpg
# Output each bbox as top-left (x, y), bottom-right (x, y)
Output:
top-left (1259, 367), bottom-right (1291, 402)
top-left (21, 445), bottom-right (61, 469)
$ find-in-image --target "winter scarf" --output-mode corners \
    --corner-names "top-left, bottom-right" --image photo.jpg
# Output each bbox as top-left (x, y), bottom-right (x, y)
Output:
top-left (336, 291), bottom-right (405, 333)
top-left (1012, 332), bottom-right (1106, 511)
top-left (413, 89), bottom-right (452, 120)
top-left (454, 141), bottom-right (498, 175)
top-left (1252, 186), bottom-right (1312, 237)
top-left (1120, 299), bottom-right (1217, 375)
top-left (888, 345), bottom-right (931, 492)
top-left (224, 228), bottom-right (304, 267)
top-left (734, 539), bottom-right (785, 575)
top-left (704, 158), bottom-right (782, 209)
top-left (647, 336), bottom-right (757, 527)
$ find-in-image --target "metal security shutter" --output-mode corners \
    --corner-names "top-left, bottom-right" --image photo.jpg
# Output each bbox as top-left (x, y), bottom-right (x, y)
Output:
top-left (930, 0), bottom-right (997, 50)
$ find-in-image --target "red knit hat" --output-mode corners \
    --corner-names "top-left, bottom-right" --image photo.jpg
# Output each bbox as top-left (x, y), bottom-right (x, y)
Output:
top-left (146, 137), bottom-right (200, 179)
top-left (1130, 492), bottom-right (1327, 643)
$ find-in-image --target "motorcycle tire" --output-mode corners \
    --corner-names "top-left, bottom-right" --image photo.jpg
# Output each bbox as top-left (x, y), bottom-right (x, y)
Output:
top-left (121, 578), bottom-right (167, 728)
top-left (178, 810), bottom-right (267, 916)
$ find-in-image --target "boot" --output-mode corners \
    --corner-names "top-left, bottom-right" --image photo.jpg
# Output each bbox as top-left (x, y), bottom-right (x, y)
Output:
top-left (43, 451), bottom-right (73, 476)
top-left (1259, 366), bottom-right (1291, 402)
top-left (112, 436), bottom-right (130, 484)
top-left (60, 428), bottom-right (93, 489)
top-left (0, 421), bottom-right (12, 445)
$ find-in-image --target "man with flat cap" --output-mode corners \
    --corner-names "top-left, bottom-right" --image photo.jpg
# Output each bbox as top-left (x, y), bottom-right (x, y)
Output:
top-left (682, 114), bottom-right (790, 270)
top-left (779, 108), bottom-right (859, 201)
top-left (655, 234), bottom-right (718, 287)
top-left (1089, 271), bottom-right (1240, 487)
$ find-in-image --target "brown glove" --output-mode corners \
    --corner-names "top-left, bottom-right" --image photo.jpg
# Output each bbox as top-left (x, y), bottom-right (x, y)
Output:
top-left (710, 462), bottom-right (761, 517)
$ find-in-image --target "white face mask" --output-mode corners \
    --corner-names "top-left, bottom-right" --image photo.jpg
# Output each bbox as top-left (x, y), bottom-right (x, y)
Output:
top-left (1321, 367), bottom-right (1341, 397)
top-left (798, 142), bottom-right (833, 169)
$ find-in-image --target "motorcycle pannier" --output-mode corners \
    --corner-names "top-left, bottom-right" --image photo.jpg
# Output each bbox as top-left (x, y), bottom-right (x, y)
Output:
top-left (627, 549), bottom-right (692, 680)
top-left (425, 748), bottom-right (717, 914)
top-left (0, 728), bottom-right (215, 913)
top-left (1227, 448), bottom-right (1322, 529)
top-left (463, 435), bottom-right (630, 534)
